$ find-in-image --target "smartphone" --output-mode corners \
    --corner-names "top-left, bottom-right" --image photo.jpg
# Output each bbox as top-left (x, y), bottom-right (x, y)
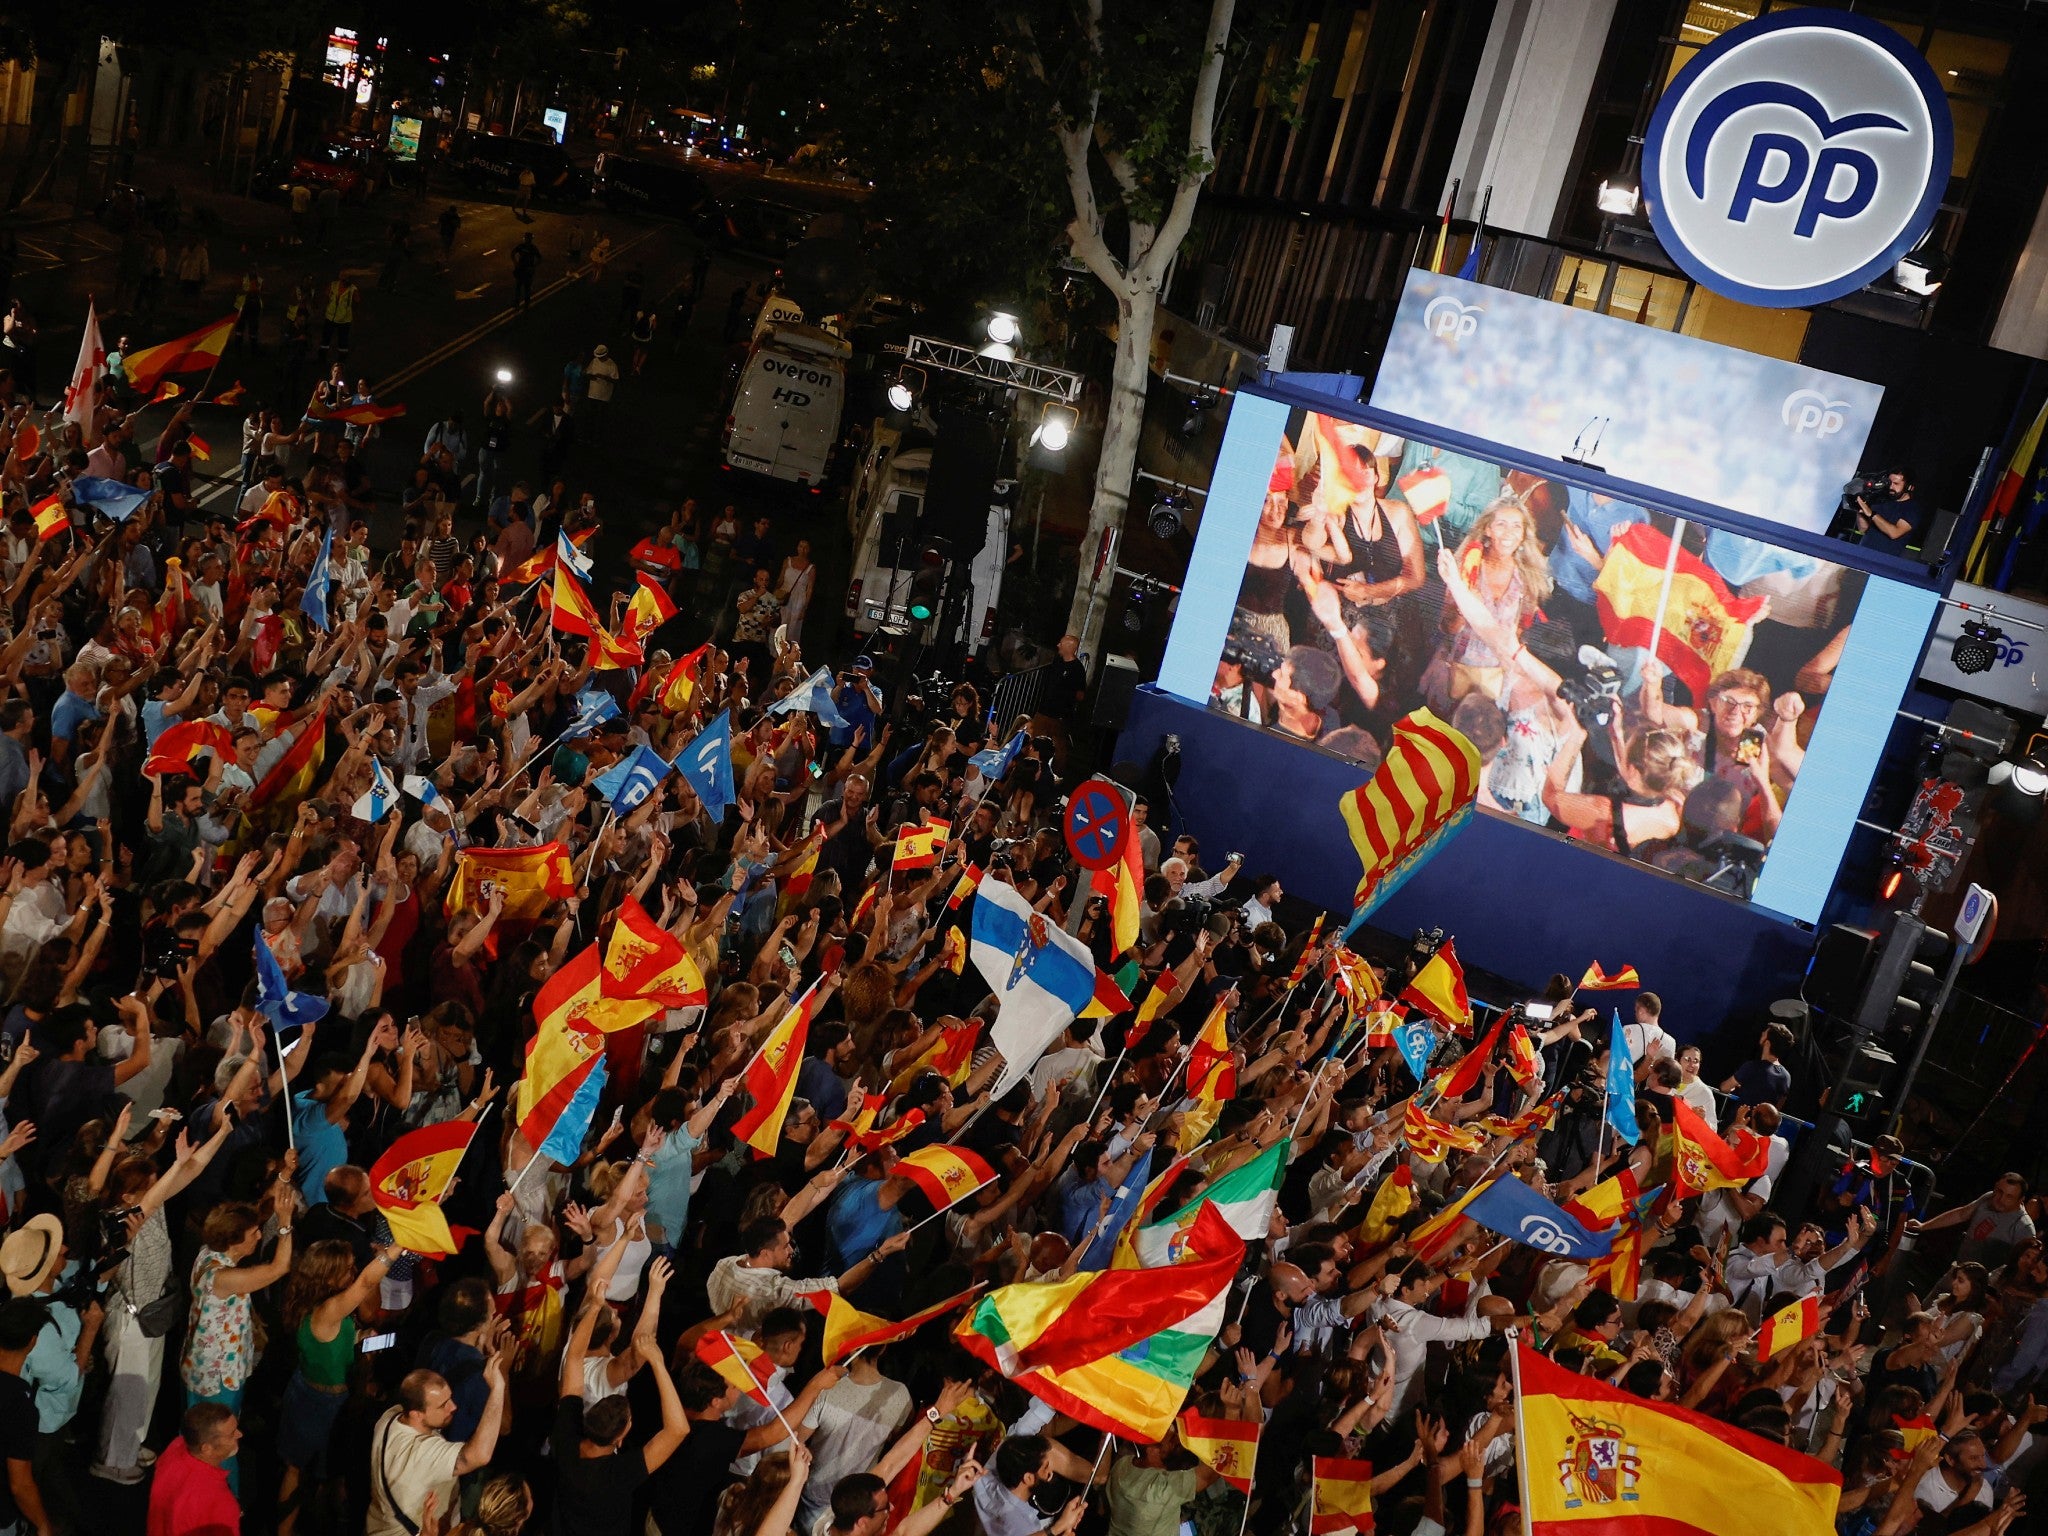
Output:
top-left (360, 1331), bottom-right (398, 1353)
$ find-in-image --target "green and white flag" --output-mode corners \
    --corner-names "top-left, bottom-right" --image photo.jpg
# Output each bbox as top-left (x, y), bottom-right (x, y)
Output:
top-left (1128, 1140), bottom-right (1285, 1267)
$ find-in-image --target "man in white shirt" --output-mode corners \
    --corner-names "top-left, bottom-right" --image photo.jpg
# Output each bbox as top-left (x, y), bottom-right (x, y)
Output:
top-left (1673, 1043), bottom-right (1719, 1120)
top-left (366, 1363), bottom-right (507, 1536)
top-left (0, 838), bottom-right (87, 987)
top-left (1028, 1018), bottom-right (1103, 1105)
top-left (389, 658), bottom-right (458, 774)
top-left (1621, 993), bottom-right (1674, 1074)
top-left (799, 1356), bottom-right (917, 1528)
top-left (1241, 873), bottom-right (1282, 932)
top-left (1724, 1210), bottom-right (1873, 1315)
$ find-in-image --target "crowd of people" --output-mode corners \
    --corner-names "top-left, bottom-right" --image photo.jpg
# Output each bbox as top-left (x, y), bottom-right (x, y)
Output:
top-left (0, 360), bottom-right (2038, 1536)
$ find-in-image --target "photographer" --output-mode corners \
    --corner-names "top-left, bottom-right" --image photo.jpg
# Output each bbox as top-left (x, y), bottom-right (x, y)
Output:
top-left (826, 656), bottom-right (884, 751)
top-left (1854, 468), bottom-right (1924, 556)
top-left (5, 1213), bottom-right (102, 1535)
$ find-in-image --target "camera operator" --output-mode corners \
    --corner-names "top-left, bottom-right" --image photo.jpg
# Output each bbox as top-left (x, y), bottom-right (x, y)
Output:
top-left (1854, 467), bottom-right (1924, 556)
top-left (4, 1211), bottom-right (106, 1530)
top-left (827, 656), bottom-right (885, 750)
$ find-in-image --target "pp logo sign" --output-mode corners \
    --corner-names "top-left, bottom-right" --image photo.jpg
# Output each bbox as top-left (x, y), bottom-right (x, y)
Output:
top-left (1421, 296), bottom-right (1482, 342)
top-left (1781, 389), bottom-right (1850, 438)
top-left (1643, 9), bottom-right (1952, 308)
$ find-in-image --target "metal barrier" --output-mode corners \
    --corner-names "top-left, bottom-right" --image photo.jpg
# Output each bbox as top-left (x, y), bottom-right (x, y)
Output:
top-left (989, 663), bottom-right (1054, 726)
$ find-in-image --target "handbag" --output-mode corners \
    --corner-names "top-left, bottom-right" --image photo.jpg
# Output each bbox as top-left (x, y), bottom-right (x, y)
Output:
top-left (130, 1277), bottom-right (186, 1339)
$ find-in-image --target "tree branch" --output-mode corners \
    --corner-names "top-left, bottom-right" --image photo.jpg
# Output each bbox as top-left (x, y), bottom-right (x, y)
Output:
top-left (1135, 0), bottom-right (1237, 284)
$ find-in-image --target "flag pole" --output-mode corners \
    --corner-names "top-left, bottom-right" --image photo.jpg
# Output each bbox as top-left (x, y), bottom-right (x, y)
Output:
top-left (1087, 1432), bottom-right (1115, 1495)
top-left (1644, 516), bottom-right (1687, 684)
top-left (1082, 1044), bottom-right (1130, 1128)
top-left (722, 1329), bottom-right (804, 1446)
top-left (1507, 1330), bottom-right (1537, 1527)
top-left (898, 1175), bottom-right (997, 1240)
top-left (1232, 1427), bottom-right (1259, 1536)
top-left (275, 1027), bottom-right (298, 1151)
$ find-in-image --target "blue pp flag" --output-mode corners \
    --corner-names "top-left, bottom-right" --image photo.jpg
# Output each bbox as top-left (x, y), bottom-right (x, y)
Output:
top-left (591, 743), bottom-right (673, 814)
top-left (1462, 1175), bottom-right (1615, 1259)
top-left (1605, 1010), bottom-right (1642, 1146)
top-left (69, 477), bottom-right (152, 521)
top-left (254, 932), bottom-right (328, 1030)
top-left (300, 528), bottom-right (334, 631)
top-left (537, 1053), bottom-right (607, 1166)
top-left (1395, 1019), bottom-right (1436, 1084)
top-left (969, 730), bottom-right (1024, 785)
top-left (769, 666), bottom-right (849, 728)
top-left (679, 709), bottom-right (736, 820)
top-left (566, 688), bottom-right (621, 739)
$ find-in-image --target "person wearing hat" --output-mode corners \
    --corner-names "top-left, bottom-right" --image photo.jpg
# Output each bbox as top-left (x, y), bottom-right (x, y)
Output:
top-left (6, 1211), bottom-right (102, 1532)
top-left (583, 343), bottom-right (620, 440)
top-left (828, 656), bottom-right (884, 752)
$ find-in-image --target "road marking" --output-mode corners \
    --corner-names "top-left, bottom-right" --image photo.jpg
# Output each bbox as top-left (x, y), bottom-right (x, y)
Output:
top-left (455, 285), bottom-right (490, 300)
top-left (369, 226), bottom-right (659, 397)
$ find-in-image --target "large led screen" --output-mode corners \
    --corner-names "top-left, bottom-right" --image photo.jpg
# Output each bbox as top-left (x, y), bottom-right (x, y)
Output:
top-left (1157, 392), bottom-right (1940, 924)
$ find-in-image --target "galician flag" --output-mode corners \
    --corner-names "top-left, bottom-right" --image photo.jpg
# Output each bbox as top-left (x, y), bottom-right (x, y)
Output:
top-left (1122, 1140), bottom-right (1286, 1268)
top-left (970, 874), bottom-right (1098, 1098)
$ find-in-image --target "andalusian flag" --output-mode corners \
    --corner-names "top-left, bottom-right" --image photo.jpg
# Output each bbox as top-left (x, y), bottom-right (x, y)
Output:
top-left (623, 572), bottom-right (680, 643)
top-left (30, 494), bottom-right (70, 542)
top-left (1399, 941), bottom-right (1472, 1032)
top-left (1514, 1342), bottom-right (1840, 1534)
top-left (695, 1330), bottom-right (777, 1407)
top-left (1178, 1412), bottom-right (1259, 1493)
top-left (1359, 1165), bottom-right (1415, 1244)
top-left (443, 842), bottom-right (577, 922)
top-left (121, 313), bottom-right (235, 392)
top-left (514, 1012), bottom-right (607, 1166)
top-left (955, 1201), bottom-right (1242, 1441)
top-left (1311, 1456), bottom-right (1376, 1534)
top-left (1668, 1100), bottom-right (1770, 1198)
top-left (368, 1121), bottom-right (475, 1256)
top-left (1579, 961), bottom-right (1642, 992)
top-left (1402, 1099), bottom-right (1487, 1163)
top-left (731, 982), bottom-right (820, 1157)
top-left (802, 1285), bottom-right (983, 1366)
top-left (1756, 1295), bottom-right (1821, 1361)
top-left (892, 818), bottom-right (950, 871)
top-left (1124, 1140), bottom-right (1285, 1267)
top-left (1337, 708), bottom-right (1481, 915)
top-left (895, 1144), bottom-right (996, 1213)
top-left (1594, 523), bottom-right (1768, 704)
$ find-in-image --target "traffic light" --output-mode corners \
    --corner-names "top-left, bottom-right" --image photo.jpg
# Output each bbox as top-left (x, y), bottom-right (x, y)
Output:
top-left (906, 548), bottom-right (945, 625)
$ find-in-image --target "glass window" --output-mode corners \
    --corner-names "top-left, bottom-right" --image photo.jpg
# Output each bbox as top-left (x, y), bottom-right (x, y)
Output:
top-left (1605, 267), bottom-right (1680, 330)
top-left (1679, 287), bottom-right (1809, 361)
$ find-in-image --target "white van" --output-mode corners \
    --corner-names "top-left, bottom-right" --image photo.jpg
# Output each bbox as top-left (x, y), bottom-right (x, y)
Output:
top-left (723, 322), bottom-right (851, 488)
top-left (750, 291), bottom-right (806, 342)
top-left (845, 421), bottom-right (1009, 648)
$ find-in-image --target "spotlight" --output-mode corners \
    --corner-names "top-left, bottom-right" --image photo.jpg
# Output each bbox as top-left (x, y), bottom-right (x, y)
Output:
top-left (885, 365), bottom-right (923, 414)
top-left (1596, 179), bottom-right (1640, 216)
top-left (1991, 754), bottom-right (2048, 797)
top-left (1147, 489), bottom-right (1189, 539)
top-left (494, 368), bottom-right (514, 385)
top-left (985, 311), bottom-right (1020, 346)
top-left (1895, 249), bottom-right (1948, 296)
top-left (1178, 391), bottom-right (1216, 437)
top-left (1952, 618), bottom-right (2004, 675)
top-left (1031, 403), bottom-right (1077, 453)
top-left (1122, 587), bottom-right (1147, 633)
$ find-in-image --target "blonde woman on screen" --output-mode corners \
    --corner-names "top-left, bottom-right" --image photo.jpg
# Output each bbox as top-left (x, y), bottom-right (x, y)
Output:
top-left (1432, 497), bottom-right (1552, 706)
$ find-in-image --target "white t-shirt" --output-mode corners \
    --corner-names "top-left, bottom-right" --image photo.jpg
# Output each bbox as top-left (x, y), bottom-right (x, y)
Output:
top-left (1622, 1021), bottom-right (1673, 1065)
top-left (1916, 1466), bottom-right (1993, 1516)
top-left (799, 1374), bottom-right (912, 1525)
top-left (367, 1407), bottom-right (464, 1536)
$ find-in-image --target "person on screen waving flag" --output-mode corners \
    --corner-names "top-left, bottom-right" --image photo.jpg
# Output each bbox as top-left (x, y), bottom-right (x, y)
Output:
top-left (970, 871), bottom-right (1099, 1097)
top-left (730, 979), bottom-right (823, 1157)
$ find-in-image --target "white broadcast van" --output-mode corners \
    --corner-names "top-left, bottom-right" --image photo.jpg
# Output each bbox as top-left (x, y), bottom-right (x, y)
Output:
top-left (723, 322), bottom-right (851, 489)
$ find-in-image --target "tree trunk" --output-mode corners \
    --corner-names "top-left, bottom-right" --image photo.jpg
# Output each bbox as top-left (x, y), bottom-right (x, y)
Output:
top-left (1065, 280), bottom-right (1158, 659)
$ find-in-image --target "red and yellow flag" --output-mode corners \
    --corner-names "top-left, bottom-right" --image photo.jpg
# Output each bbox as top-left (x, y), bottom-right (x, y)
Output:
top-left (801, 1284), bottom-right (983, 1365)
top-left (1310, 1455), bottom-right (1375, 1534)
top-left (695, 1330), bottom-right (777, 1407)
top-left (1515, 1341), bottom-right (1840, 1535)
top-left (1359, 1164), bottom-right (1414, 1244)
top-left (1756, 1295), bottom-right (1821, 1361)
top-left (1399, 940), bottom-right (1471, 1032)
top-left (122, 314), bottom-right (235, 392)
top-left (731, 983), bottom-right (819, 1157)
top-left (443, 842), bottom-right (577, 922)
top-left (143, 719), bottom-right (236, 780)
top-left (1126, 972), bottom-right (1180, 1052)
top-left (892, 818), bottom-right (950, 871)
top-left (1593, 522), bottom-right (1769, 704)
top-left (658, 643), bottom-right (710, 714)
top-left (1893, 1413), bottom-right (1938, 1454)
top-left (777, 834), bottom-right (821, 918)
top-left (623, 572), bottom-right (680, 643)
top-left (895, 1144), bottom-right (996, 1212)
top-left (531, 943), bottom-right (654, 1037)
top-left (938, 926), bottom-right (968, 975)
top-left (1668, 1099), bottom-right (1770, 1199)
top-left (1178, 1412), bottom-right (1259, 1493)
top-left (590, 621), bottom-right (644, 671)
top-left (31, 494), bottom-right (69, 542)
top-left (1336, 707), bottom-right (1481, 911)
top-left (830, 1105), bottom-right (927, 1155)
top-left (1402, 1098), bottom-right (1487, 1164)
top-left (549, 564), bottom-right (602, 638)
top-left (1285, 915), bottom-right (1327, 987)
top-left (514, 1009), bottom-right (606, 1160)
top-left (1579, 961), bottom-right (1642, 992)
top-left (314, 400), bottom-right (407, 426)
top-left (602, 895), bottom-right (707, 1008)
top-left (1429, 1010), bottom-right (1504, 1101)
top-left (368, 1120), bottom-right (475, 1256)
top-left (1080, 966), bottom-right (1135, 1020)
top-left (504, 545), bottom-right (555, 587)
top-left (1184, 1002), bottom-right (1237, 1101)
top-left (946, 862), bottom-right (983, 911)
top-left (889, 1018), bottom-right (980, 1094)
top-left (248, 707), bottom-right (328, 813)
top-left (1090, 832), bottom-right (1144, 957)
top-left (1505, 1019), bottom-right (1543, 1089)
top-left (1177, 1058), bottom-right (1233, 1153)
top-left (1407, 1179), bottom-right (1490, 1265)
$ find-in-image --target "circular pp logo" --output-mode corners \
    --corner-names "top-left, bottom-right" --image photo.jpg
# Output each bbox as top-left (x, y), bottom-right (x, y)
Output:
top-left (1643, 8), bottom-right (1952, 308)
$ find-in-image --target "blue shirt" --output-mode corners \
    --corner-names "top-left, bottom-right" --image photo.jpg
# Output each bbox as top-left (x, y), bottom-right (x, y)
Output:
top-left (50, 690), bottom-right (101, 745)
top-left (1058, 1150), bottom-right (1151, 1271)
top-left (1549, 487), bottom-right (1650, 606)
top-left (22, 1294), bottom-right (84, 1431)
top-left (292, 1089), bottom-right (349, 1205)
top-left (826, 1175), bottom-right (902, 1271)
top-left (795, 1057), bottom-right (849, 1124)
top-left (645, 1122), bottom-right (702, 1248)
top-left (139, 700), bottom-right (180, 749)
top-left (828, 681), bottom-right (882, 750)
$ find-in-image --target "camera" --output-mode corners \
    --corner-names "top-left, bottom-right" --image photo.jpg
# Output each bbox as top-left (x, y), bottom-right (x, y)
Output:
top-left (1519, 999), bottom-right (1557, 1023)
top-left (1843, 472), bottom-right (1893, 501)
top-left (1559, 658), bottom-right (1624, 731)
top-left (1220, 619), bottom-right (1284, 685)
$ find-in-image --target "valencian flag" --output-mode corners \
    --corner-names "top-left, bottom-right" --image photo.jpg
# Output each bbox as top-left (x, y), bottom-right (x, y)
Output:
top-left (1336, 707), bottom-right (1481, 916)
top-left (443, 842), bottom-right (577, 923)
top-left (1359, 1164), bottom-right (1414, 1244)
top-left (1579, 960), bottom-right (1641, 992)
top-left (1594, 522), bottom-right (1768, 704)
top-left (515, 1009), bottom-right (607, 1166)
top-left (801, 1284), bottom-right (983, 1366)
top-left (1327, 947), bottom-right (1381, 1010)
top-left (1668, 1099), bottom-right (1769, 1198)
top-left (892, 818), bottom-right (950, 871)
top-left (1399, 940), bottom-right (1471, 1032)
top-left (895, 1144), bottom-right (996, 1213)
top-left (695, 1330), bottom-right (778, 1407)
top-left (1478, 1094), bottom-right (1560, 1142)
top-left (368, 1120), bottom-right (476, 1256)
top-left (121, 314), bottom-right (235, 393)
top-left (955, 1201), bottom-right (1242, 1441)
top-left (143, 719), bottom-right (236, 779)
top-left (1513, 1341), bottom-right (1840, 1535)
top-left (1285, 915), bottom-right (1327, 987)
top-left (1757, 1295), bottom-right (1822, 1361)
top-left (1178, 1412), bottom-right (1259, 1493)
top-left (1403, 1099), bottom-right (1487, 1164)
top-left (1311, 1456), bottom-right (1377, 1534)
top-left (31, 494), bottom-right (69, 542)
top-left (731, 981), bottom-right (820, 1157)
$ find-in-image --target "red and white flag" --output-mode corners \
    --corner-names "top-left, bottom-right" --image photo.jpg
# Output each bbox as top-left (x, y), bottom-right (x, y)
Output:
top-left (64, 301), bottom-right (106, 446)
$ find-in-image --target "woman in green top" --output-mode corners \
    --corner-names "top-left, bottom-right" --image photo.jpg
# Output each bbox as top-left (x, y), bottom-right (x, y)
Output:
top-left (275, 1238), bottom-right (396, 1536)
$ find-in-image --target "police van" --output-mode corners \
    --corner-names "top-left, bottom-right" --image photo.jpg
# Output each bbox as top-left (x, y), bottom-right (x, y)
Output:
top-left (722, 323), bottom-right (851, 490)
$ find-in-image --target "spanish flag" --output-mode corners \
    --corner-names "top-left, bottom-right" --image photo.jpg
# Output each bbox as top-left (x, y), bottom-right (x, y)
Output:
top-left (1399, 940), bottom-right (1471, 1032)
top-left (1593, 522), bottom-right (1768, 704)
top-left (894, 1143), bottom-right (996, 1213)
top-left (946, 862), bottom-right (983, 911)
top-left (514, 1010), bottom-right (607, 1165)
top-left (777, 834), bottom-right (821, 918)
top-left (830, 1105), bottom-right (926, 1156)
top-left (1337, 708), bottom-right (1481, 912)
top-left (549, 564), bottom-right (602, 639)
top-left (1402, 1098), bottom-right (1487, 1163)
top-left (1090, 831), bottom-right (1144, 956)
top-left (731, 981), bottom-right (819, 1157)
top-left (504, 545), bottom-right (555, 587)
top-left (1359, 1164), bottom-right (1414, 1243)
top-left (30, 494), bottom-right (69, 542)
top-left (1408, 1178), bottom-right (1491, 1264)
top-left (695, 1331), bottom-right (777, 1408)
top-left (314, 400), bottom-right (407, 426)
top-left (1579, 961), bottom-right (1641, 992)
top-left (1668, 1099), bottom-right (1769, 1198)
top-left (184, 432), bottom-right (213, 461)
top-left (1562, 1168), bottom-right (1641, 1231)
top-left (1756, 1295), bottom-right (1821, 1361)
top-left (1893, 1413), bottom-right (1938, 1454)
top-left (801, 1285), bottom-right (983, 1366)
top-left (532, 943), bottom-right (658, 1037)
top-left (368, 1120), bottom-right (475, 1257)
top-left (1178, 1057), bottom-right (1232, 1152)
top-left (443, 842), bottom-right (577, 922)
top-left (1505, 1019), bottom-right (1543, 1089)
top-left (121, 314), bottom-right (236, 393)
top-left (142, 719), bottom-right (236, 780)
top-left (1184, 1002), bottom-right (1237, 1100)
top-left (623, 572), bottom-right (680, 643)
top-left (938, 926), bottom-right (968, 975)
top-left (1311, 1456), bottom-right (1376, 1534)
top-left (248, 707), bottom-right (327, 813)
top-left (1514, 1341), bottom-right (1840, 1535)
top-left (1582, 1187), bottom-right (1664, 1301)
top-left (1080, 966), bottom-right (1135, 1019)
top-left (659, 643), bottom-right (710, 714)
top-left (603, 894), bottom-right (706, 1008)
top-left (890, 1017), bottom-right (980, 1094)
top-left (1285, 915), bottom-right (1327, 987)
top-left (892, 818), bottom-right (950, 871)
top-left (1126, 971), bottom-right (1180, 1051)
top-left (589, 621), bottom-right (644, 671)
top-left (1429, 1010), bottom-right (1505, 1102)
top-left (1178, 1412), bottom-right (1259, 1493)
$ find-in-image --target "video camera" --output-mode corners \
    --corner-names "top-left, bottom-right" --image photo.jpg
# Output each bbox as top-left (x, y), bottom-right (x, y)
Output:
top-left (1558, 655), bottom-right (1625, 731)
top-left (1220, 618), bottom-right (1285, 685)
